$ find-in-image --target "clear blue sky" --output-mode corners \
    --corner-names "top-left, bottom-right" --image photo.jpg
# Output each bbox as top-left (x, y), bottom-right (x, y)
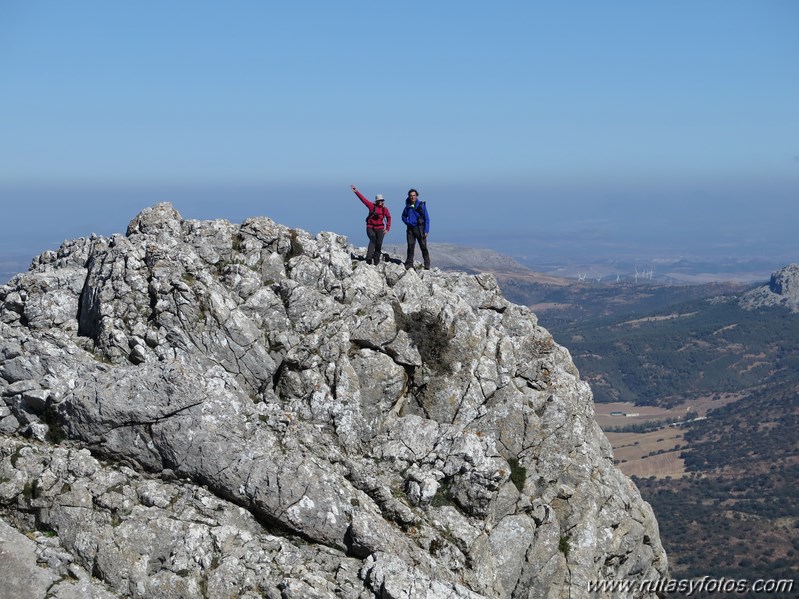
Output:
top-left (1, 1), bottom-right (798, 265)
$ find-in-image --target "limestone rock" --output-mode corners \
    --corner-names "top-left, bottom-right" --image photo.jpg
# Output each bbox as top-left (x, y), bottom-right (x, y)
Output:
top-left (0, 202), bottom-right (667, 598)
top-left (739, 263), bottom-right (799, 312)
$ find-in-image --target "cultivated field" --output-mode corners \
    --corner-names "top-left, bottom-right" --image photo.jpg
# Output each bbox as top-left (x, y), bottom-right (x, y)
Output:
top-left (606, 428), bottom-right (686, 478)
top-left (594, 394), bottom-right (745, 479)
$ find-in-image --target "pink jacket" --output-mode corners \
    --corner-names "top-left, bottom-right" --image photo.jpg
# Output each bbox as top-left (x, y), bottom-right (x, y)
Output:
top-left (353, 190), bottom-right (391, 231)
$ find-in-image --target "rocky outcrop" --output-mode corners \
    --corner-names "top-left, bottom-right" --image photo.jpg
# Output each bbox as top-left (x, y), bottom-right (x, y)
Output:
top-left (739, 263), bottom-right (799, 313)
top-left (0, 203), bottom-right (667, 598)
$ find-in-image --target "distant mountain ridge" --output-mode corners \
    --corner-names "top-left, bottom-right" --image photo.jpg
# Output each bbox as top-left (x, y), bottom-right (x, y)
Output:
top-left (560, 266), bottom-right (799, 407)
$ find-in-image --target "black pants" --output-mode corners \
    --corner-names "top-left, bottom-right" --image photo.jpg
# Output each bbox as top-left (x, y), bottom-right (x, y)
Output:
top-left (366, 228), bottom-right (386, 264)
top-left (405, 226), bottom-right (430, 269)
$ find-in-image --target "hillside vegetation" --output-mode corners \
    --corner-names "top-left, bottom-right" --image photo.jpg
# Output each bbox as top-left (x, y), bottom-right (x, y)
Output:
top-left (636, 379), bottom-right (799, 595)
top-left (563, 299), bottom-right (799, 406)
top-left (500, 279), bottom-right (746, 330)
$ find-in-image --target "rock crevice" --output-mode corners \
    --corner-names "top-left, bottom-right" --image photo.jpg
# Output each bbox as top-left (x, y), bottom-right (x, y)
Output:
top-left (0, 203), bottom-right (667, 598)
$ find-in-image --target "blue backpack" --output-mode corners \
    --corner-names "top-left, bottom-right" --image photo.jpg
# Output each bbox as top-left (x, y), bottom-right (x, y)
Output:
top-left (402, 201), bottom-right (426, 227)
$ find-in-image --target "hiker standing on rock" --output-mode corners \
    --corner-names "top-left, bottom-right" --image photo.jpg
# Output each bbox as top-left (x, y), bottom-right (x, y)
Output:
top-left (402, 188), bottom-right (430, 270)
top-left (351, 185), bottom-right (391, 265)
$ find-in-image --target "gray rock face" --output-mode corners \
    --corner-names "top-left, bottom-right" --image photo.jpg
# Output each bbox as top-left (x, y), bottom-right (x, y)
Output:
top-left (0, 203), bottom-right (667, 598)
top-left (739, 263), bottom-right (799, 312)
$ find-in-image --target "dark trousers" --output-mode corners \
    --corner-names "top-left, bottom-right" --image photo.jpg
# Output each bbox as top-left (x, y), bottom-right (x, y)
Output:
top-left (405, 226), bottom-right (430, 269)
top-left (366, 228), bottom-right (386, 264)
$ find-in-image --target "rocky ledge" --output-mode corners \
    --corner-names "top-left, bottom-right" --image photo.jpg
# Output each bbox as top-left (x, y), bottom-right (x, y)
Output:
top-left (0, 203), bottom-right (666, 598)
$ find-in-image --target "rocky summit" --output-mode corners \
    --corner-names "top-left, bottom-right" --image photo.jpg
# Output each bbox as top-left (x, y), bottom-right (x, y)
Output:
top-left (0, 203), bottom-right (666, 598)
top-left (739, 263), bottom-right (799, 313)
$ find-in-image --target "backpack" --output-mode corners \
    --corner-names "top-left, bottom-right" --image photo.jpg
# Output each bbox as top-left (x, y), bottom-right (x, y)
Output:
top-left (367, 205), bottom-right (385, 226)
top-left (403, 201), bottom-right (426, 227)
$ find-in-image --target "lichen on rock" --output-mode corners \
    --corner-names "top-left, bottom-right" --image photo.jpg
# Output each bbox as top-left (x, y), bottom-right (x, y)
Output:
top-left (0, 202), bottom-right (667, 598)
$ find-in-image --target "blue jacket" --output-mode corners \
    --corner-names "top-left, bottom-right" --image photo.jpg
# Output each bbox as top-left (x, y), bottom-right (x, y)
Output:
top-left (401, 199), bottom-right (430, 234)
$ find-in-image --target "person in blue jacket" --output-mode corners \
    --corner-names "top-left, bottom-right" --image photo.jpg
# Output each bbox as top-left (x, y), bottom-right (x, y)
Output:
top-left (401, 188), bottom-right (430, 270)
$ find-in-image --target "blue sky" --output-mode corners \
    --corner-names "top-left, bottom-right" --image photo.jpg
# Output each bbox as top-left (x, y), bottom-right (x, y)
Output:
top-left (1, 1), bottom-right (798, 269)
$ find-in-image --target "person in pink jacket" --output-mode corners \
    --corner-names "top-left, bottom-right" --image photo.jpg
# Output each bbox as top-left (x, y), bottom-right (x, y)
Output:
top-left (351, 184), bottom-right (391, 265)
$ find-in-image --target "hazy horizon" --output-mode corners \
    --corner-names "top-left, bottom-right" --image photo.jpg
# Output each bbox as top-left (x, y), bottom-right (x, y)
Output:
top-left (1, 183), bottom-right (795, 286)
top-left (2, 3), bottom-right (797, 283)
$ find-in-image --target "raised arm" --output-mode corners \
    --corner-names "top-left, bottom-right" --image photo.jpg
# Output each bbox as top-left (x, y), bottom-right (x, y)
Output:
top-left (350, 184), bottom-right (373, 209)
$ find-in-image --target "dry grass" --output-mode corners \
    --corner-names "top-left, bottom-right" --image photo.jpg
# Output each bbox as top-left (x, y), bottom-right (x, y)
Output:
top-left (595, 394), bottom-right (747, 479)
top-left (607, 428), bottom-right (686, 479)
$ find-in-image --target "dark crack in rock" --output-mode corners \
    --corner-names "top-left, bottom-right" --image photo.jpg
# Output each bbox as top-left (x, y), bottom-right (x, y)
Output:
top-left (0, 202), bottom-right (667, 598)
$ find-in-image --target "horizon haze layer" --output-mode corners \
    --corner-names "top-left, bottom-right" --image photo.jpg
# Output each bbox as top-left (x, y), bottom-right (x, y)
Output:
top-left (1, 195), bottom-right (794, 286)
top-left (2, 3), bottom-right (797, 285)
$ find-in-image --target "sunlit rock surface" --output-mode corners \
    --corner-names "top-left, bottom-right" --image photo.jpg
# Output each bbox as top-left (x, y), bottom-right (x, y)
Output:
top-left (0, 203), bottom-right (667, 598)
